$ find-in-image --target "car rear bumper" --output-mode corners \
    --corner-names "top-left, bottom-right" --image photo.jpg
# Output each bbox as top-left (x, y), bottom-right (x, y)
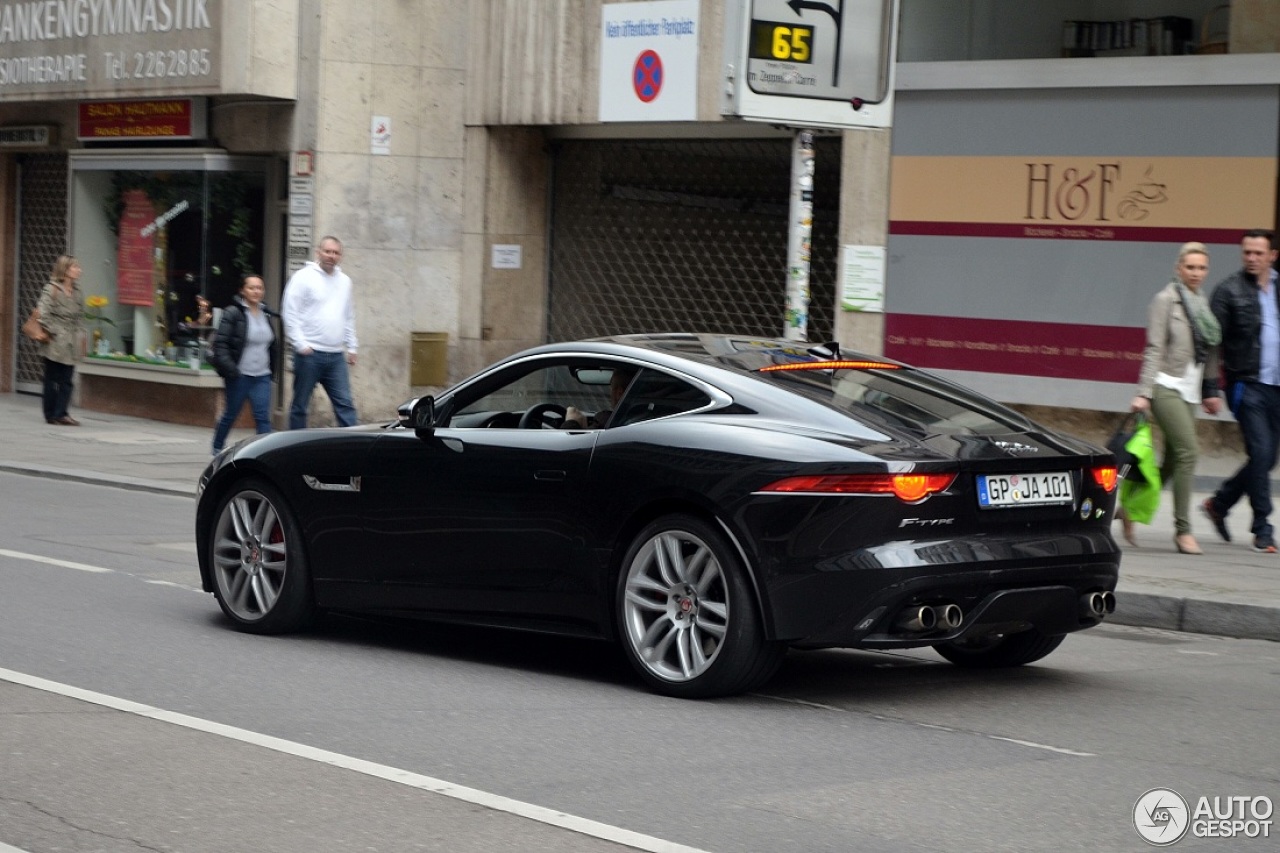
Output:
top-left (759, 531), bottom-right (1120, 647)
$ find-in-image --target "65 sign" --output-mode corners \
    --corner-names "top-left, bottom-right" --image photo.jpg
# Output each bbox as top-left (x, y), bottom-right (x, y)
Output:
top-left (750, 21), bottom-right (814, 64)
top-left (725, 0), bottom-right (898, 129)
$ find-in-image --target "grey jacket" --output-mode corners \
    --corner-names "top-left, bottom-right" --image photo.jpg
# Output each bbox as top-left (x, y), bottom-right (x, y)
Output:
top-left (36, 280), bottom-right (84, 366)
top-left (1136, 281), bottom-right (1217, 402)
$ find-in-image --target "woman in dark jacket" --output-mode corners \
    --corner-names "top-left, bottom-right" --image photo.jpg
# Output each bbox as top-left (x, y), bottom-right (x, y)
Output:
top-left (210, 274), bottom-right (280, 454)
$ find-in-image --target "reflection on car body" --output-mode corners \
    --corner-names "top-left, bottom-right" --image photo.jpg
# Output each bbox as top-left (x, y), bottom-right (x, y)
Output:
top-left (195, 333), bottom-right (1121, 698)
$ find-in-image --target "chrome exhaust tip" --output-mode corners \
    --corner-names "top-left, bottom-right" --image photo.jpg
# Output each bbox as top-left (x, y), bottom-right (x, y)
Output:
top-left (1101, 591), bottom-right (1117, 614)
top-left (1080, 591), bottom-right (1108, 619)
top-left (932, 603), bottom-right (963, 630)
top-left (893, 605), bottom-right (937, 633)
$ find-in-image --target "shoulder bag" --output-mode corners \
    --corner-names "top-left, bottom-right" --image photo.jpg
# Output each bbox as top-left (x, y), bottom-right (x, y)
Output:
top-left (21, 307), bottom-right (49, 343)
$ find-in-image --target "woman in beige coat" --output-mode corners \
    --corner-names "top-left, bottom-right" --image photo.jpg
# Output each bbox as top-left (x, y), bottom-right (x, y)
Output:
top-left (36, 255), bottom-right (86, 426)
top-left (1124, 242), bottom-right (1223, 553)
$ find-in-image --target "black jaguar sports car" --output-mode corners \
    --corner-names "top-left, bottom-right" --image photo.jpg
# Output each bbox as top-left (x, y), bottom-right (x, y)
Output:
top-left (195, 334), bottom-right (1120, 698)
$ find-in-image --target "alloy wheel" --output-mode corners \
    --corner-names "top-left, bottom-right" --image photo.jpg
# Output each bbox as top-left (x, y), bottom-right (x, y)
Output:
top-left (622, 529), bottom-right (730, 683)
top-left (212, 488), bottom-right (289, 621)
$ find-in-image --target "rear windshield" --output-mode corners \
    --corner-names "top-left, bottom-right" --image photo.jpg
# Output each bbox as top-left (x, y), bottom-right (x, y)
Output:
top-left (755, 364), bottom-right (1033, 439)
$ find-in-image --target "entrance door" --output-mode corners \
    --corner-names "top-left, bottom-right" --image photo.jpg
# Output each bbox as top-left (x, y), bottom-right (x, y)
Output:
top-left (546, 138), bottom-right (841, 343)
top-left (12, 153), bottom-right (67, 393)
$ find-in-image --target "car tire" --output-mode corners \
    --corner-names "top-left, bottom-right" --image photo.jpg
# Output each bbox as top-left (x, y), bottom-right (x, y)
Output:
top-left (209, 477), bottom-right (314, 634)
top-left (932, 629), bottom-right (1065, 668)
top-left (617, 514), bottom-right (784, 698)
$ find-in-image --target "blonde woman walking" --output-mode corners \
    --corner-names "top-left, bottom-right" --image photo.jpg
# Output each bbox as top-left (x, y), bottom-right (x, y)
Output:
top-left (1124, 242), bottom-right (1223, 553)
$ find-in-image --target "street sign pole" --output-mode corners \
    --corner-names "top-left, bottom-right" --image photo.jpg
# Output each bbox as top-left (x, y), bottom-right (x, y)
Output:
top-left (784, 129), bottom-right (815, 341)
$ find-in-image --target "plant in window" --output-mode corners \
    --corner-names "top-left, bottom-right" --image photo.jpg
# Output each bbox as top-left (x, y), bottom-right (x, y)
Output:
top-left (84, 294), bottom-right (116, 354)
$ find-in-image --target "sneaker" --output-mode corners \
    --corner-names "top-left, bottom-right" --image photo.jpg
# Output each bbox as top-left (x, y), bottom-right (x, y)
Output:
top-left (1253, 538), bottom-right (1277, 554)
top-left (1202, 498), bottom-right (1231, 542)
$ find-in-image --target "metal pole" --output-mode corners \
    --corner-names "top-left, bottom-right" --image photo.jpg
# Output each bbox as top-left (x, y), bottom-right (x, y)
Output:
top-left (784, 129), bottom-right (815, 342)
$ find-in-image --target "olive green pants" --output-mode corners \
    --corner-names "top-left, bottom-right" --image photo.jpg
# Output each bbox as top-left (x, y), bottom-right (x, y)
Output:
top-left (1151, 384), bottom-right (1198, 536)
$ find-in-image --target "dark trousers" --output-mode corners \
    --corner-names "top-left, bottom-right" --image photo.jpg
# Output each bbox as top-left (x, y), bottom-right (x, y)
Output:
top-left (41, 359), bottom-right (74, 421)
top-left (1214, 381), bottom-right (1280, 541)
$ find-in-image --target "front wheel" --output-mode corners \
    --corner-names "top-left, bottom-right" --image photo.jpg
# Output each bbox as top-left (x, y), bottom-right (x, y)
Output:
top-left (933, 629), bottom-right (1064, 668)
top-left (617, 514), bottom-right (783, 698)
top-left (209, 478), bottom-right (314, 634)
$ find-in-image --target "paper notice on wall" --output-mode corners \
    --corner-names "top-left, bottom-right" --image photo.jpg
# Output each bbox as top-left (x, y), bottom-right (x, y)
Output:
top-left (841, 245), bottom-right (886, 312)
top-left (371, 115), bottom-right (391, 155)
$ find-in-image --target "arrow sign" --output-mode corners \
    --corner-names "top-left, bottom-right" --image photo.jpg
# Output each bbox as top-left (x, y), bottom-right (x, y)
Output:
top-left (787, 0), bottom-right (844, 86)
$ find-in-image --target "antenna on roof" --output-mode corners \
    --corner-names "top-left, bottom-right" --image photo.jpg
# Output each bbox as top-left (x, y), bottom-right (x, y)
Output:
top-left (807, 341), bottom-right (841, 360)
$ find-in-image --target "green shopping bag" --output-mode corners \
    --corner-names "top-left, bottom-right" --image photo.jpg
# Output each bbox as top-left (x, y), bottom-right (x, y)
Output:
top-left (1118, 418), bottom-right (1162, 524)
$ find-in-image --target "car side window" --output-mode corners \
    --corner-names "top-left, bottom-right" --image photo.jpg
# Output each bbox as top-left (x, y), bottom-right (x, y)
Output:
top-left (610, 370), bottom-right (711, 427)
top-left (448, 362), bottom-right (617, 429)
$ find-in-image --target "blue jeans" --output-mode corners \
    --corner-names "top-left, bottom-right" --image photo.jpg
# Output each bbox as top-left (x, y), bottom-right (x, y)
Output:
top-left (1213, 381), bottom-right (1280, 542)
top-left (289, 350), bottom-right (357, 429)
top-left (213, 374), bottom-right (273, 452)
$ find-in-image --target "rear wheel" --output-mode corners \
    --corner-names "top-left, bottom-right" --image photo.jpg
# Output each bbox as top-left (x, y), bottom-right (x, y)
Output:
top-left (933, 629), bottom-right (1064, 668)
top-left (617, 514), bottom-right (783, 698)
top-left (209, 478), bottom-right (314, 634)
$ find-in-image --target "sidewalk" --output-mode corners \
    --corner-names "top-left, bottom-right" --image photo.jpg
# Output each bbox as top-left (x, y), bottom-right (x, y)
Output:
top-left (0, 391), bottom-right (1277, 642)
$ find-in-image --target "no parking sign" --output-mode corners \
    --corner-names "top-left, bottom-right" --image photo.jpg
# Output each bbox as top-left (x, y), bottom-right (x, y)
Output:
top-left (599, 0), bottom-right (698, 122)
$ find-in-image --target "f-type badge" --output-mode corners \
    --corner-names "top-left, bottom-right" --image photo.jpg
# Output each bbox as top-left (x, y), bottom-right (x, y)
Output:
top-left (993, 440), bottom-right (1038, 455)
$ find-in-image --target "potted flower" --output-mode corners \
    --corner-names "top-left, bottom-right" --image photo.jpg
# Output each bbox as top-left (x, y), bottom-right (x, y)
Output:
top-left (84, 295), bottom-right (117, 356)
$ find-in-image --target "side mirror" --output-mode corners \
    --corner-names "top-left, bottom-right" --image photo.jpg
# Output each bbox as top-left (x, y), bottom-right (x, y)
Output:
top-left (396, 398), bottom-right (418, 427)
top-left (410, 395), bottom-right (436, 437)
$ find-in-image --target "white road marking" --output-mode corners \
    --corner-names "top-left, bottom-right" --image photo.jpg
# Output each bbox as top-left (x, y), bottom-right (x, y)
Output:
top-left (153, 542), bottom-right (198, 554)
top-left (1177, 650), bottom-right (1219, 656)
top-left (753, 693), bottom-right (844, 712)
top-left (755, 693), bottom-right (1095, 756)
top-left (986, 736), bottom-right (1094, 756)
top-left (0, 667), bottom-right (714, 853)
top-left (142, 579), bottom-right (202, 591)
top-left (0, 548), bottom-right (112, 573)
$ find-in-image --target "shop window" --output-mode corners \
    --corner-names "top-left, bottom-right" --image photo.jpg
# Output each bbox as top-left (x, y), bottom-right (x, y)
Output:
top-left (70, 154), bottom-right (268, 357)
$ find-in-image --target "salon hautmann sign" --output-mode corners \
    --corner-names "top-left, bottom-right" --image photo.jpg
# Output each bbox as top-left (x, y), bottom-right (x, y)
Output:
top-left (0, 0), bottom-right (220, 98)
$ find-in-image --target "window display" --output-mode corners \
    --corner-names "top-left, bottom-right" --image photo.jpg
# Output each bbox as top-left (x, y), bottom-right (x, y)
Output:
top-left (70, 154), bottom-right (267, 361)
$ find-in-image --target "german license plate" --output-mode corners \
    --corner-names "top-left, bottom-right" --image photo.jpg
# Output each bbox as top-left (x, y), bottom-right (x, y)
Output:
top-left (977, 471), bottom-right (1073, 508)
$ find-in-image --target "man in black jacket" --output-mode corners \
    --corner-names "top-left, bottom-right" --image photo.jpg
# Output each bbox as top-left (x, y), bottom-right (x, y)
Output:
top-left (1203, 230), bottom-right (1280, 552)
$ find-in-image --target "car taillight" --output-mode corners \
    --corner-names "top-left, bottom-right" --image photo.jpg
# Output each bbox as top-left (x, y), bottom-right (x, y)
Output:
top-left (757, 360), bottom-right (900, 373)
top-left (760, 473), bottom-right (957, 502)
top-left (1092, 466), bottom-right (1118, 492)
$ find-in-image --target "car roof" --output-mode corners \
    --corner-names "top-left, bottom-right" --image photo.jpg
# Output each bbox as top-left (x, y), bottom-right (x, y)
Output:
top-left (528, 333), bottom-right (897, 379)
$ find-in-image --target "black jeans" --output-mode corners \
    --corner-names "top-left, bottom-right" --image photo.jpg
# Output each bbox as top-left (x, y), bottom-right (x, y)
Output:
top-left (1214, 381), bottom-right (1280, 541)
top-left (42, 358), bottom-right (75, 421)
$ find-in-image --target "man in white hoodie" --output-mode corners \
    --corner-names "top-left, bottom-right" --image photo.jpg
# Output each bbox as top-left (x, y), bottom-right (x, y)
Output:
top-left (282, 235), bottom-right (359, 429)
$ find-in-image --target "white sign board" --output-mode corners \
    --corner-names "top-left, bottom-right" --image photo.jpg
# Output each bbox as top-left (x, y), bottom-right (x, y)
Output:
top-left (491, 244), bottom-right (523, 270)
top-left (599, 0), bottom-right (700, 122)
top-left (371, 115), bottom-right (391, 155)
top-left (723, 0), bottom-right (899, 130)
top-left (841, 244), bottom-right (885, 312)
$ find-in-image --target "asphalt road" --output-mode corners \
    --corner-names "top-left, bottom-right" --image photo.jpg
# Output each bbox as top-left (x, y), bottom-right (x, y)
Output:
top-left (1, 473), bottom-right (1277, 852)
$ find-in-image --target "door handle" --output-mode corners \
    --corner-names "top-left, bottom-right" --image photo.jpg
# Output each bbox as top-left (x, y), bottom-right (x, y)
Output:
top-left (534, 470), bottom-right (567, 481)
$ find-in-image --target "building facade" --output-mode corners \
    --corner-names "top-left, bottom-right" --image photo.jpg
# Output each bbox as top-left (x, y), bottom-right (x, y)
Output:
top-left (1, 0), bottom-right (1277, 428)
